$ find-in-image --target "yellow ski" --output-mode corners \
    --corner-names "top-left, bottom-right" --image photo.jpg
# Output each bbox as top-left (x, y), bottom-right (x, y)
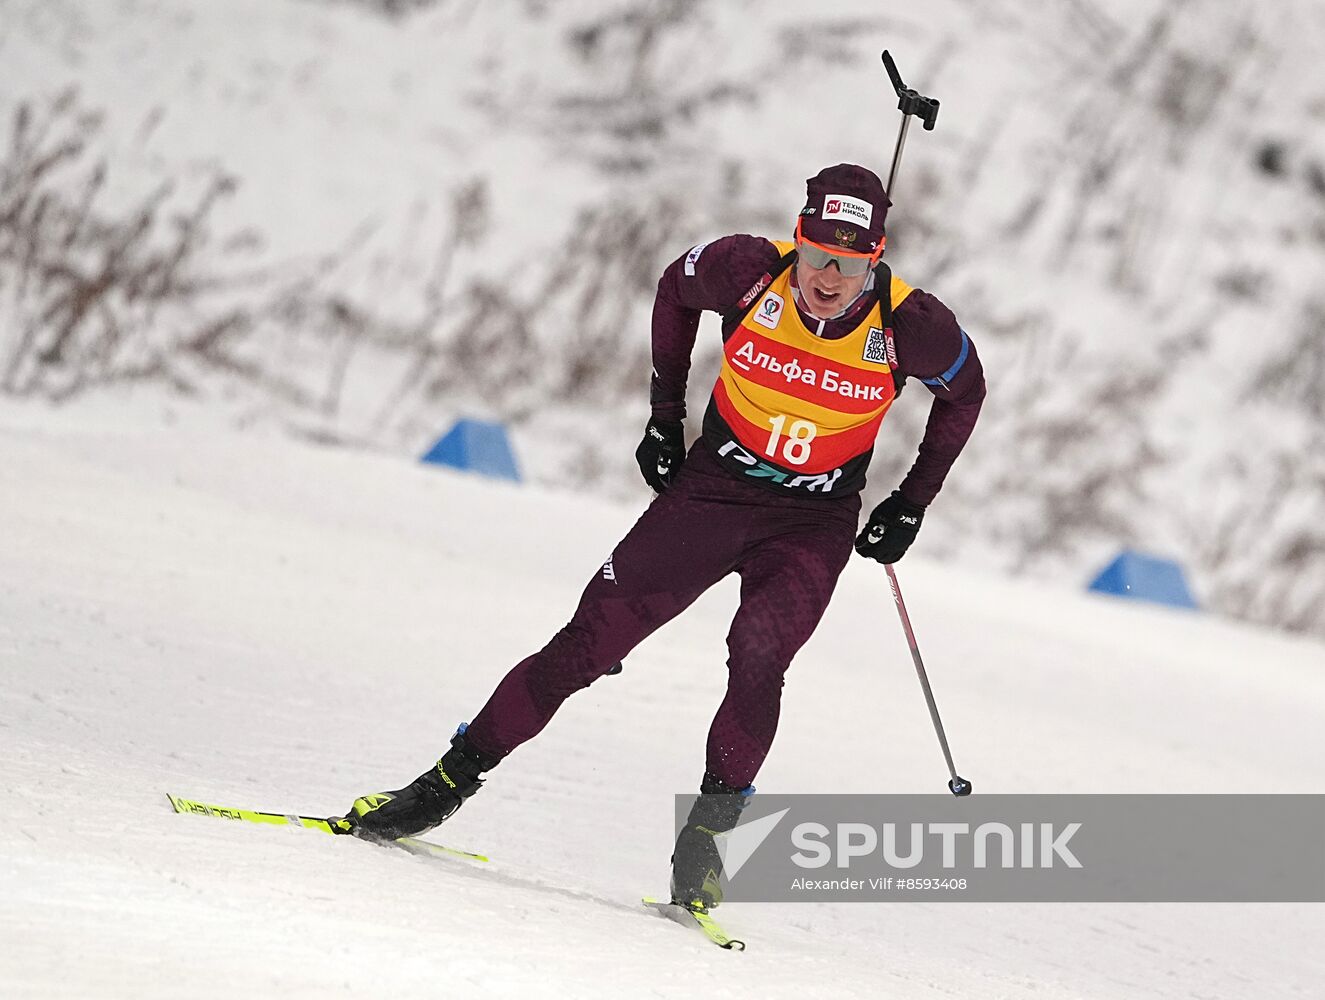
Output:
top-left (166, 793), bottom-right (489, 862)
top-left (643, 897), bottom-right (746, 950)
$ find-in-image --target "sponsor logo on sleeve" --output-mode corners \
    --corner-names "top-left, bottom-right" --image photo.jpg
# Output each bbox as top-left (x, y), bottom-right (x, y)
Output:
top-left (753, 292), bottom-right (784, 330)
top-left (822, 194), bottom-right (873, 227)
top-left (684, 242), bottom-right (709, 277)
top-left (738, 272), bottom-right (774, 310)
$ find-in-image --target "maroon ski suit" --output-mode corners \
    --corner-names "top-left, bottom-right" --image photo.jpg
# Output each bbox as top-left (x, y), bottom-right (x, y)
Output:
top-left (465, 235), bottom-right (985, 788)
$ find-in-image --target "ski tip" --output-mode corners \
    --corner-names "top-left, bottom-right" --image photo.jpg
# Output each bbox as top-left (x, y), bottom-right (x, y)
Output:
top-left (393, 835), bottom-right (490, 863)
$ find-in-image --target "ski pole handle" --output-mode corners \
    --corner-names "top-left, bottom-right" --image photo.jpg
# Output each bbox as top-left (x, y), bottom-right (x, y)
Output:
top-left (881, 50), bottom-right (940, 130)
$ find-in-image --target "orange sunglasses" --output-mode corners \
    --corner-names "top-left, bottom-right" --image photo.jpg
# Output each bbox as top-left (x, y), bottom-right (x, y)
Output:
top-left (794, 217), bottom-right (885, 276)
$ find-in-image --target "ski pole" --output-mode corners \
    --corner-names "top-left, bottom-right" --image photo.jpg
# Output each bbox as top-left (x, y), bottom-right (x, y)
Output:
top-left (879, 50), bottom-right (941, 202)
top-left (884, 564), bottom-right (972, 796)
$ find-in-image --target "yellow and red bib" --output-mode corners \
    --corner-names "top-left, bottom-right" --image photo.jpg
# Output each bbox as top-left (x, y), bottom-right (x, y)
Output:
top-left (701, 242), bottom-right (914, 495)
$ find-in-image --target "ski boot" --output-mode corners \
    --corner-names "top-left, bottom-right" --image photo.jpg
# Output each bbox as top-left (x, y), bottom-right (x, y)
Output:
top-left (669, 772), bottom-right (754, 911)
top-left (343, 725), bottom-right (500, 841)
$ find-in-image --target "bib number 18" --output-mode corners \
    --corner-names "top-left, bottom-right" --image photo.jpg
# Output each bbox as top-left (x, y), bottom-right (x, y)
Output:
top-left (765, 415), bottom-right (817, 466)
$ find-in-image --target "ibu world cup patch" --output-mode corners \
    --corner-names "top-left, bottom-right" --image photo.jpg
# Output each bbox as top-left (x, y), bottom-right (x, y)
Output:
top-left (753, 292), bottom-right (785, 330)
top-left (863, 326), bottom-right (895, 366)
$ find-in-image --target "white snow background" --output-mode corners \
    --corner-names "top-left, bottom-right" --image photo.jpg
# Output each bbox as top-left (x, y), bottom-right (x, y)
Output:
top-left (3, 0), bottom-right (1324, 636)
top-left (2, 0), bottom-right (1325, 997)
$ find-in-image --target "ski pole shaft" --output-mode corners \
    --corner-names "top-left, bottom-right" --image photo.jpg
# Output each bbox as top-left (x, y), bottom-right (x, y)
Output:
top-left (884, 564), bottom-right (972, 796)
top-left (885, 112), bottom-right (912, 203)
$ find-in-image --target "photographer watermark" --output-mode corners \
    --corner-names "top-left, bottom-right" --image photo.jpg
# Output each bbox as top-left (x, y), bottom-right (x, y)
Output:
top-left (673, 794), bottom-right (1325, 902)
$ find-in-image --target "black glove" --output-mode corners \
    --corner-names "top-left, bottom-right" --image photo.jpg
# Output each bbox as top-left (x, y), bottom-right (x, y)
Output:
top-left (855, 491), bottom-right (926, 564)
top-left (634, 418), bottom-right (686, 492)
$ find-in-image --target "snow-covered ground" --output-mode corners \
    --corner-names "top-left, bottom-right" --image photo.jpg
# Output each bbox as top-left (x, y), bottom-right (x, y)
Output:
top-left (3, 407), bottom-right (1323, 998)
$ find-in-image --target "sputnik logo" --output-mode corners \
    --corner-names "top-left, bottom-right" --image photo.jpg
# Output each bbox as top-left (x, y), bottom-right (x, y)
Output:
top-left (714, 807), bottom-right (790, 878)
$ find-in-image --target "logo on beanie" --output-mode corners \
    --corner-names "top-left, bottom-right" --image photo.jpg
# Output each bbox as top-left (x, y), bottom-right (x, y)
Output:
top-left (834, 228), bottom-right (857, 248)
top-left (822, 194), bottom-right (872, 227)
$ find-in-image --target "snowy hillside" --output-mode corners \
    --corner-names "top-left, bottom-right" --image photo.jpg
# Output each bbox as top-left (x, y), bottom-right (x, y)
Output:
top-left (3, 409), bottom-right (1324, 998)
top-left (3, 0), bottom-right (1324, 637)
